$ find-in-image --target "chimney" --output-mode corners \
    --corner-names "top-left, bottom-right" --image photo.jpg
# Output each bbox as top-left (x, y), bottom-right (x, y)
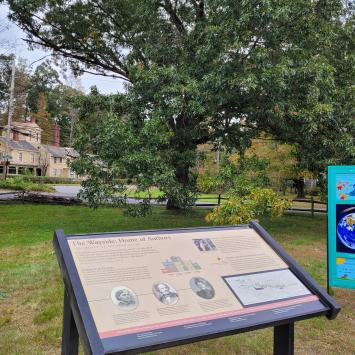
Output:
top-left (53, 122), bottom-right (60, 147)
top-left (13, 131), bottom-right (19, 141)
top-left (30, 116), bottom-right (36, 123)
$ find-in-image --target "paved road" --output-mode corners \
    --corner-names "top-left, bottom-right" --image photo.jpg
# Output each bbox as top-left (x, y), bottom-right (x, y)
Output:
top-left (53, 185), bottom-right (81, 197)
top-left (0, 185), bottom-right (167, 205)
top-left (0, 185), bottom-right (211, 206)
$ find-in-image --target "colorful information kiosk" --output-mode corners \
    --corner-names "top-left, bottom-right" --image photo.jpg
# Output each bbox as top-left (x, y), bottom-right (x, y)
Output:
top-left (328, 166), bottom-right (355, 289)
top-left (54, 222), bottom-right (340, 355)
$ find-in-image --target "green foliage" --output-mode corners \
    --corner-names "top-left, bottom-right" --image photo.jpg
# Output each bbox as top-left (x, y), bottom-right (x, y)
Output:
top-left (0, 177), bottom-right (54, 192)
top-left (27, 62), bottom-right (61, 113)
top-left (0, 54), bottom-right (12, 114)
top-left (196, 173), bottom-right (219, 194)
top-left (22, 175), bottom-right (80, 184)
top-left (204, 155), bottom-right (290, 224)
top-left (206, 187), bottom-right (291, 225)
top-left (198, 153), bottom-right (270, 194)
top-left (123, 200), bottom-right (153, 218)
top-left (7, 0), bottom-right (354, 210)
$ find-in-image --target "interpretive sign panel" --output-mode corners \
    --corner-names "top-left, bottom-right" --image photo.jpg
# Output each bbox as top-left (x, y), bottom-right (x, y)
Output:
top-left (328, 165), bottom-right (355, 289)
top-left (54, 222), bottom-right (340, 355)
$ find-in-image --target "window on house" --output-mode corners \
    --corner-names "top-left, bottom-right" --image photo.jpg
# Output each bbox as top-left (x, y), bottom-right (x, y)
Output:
top-left (53, 168), bottom-right (57, 176)
top-left (31, 154), bottom-right (35, 163)
top-left (18, 152), bottom-right (23, 162)
top-left (59, 157), bottom-right (62, 163)
top-left (8, 166), bottom-right (16, 174)
top-left (18, 167), bottom-right (25, 175)
top-left (36, 133), bottom-right (39, 142)
top-left (0, 166), bottom-right (3, 174)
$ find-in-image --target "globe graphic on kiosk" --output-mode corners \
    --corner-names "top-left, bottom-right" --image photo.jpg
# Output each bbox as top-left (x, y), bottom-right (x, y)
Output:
top-left (337, 213), bottom-right (355, 250)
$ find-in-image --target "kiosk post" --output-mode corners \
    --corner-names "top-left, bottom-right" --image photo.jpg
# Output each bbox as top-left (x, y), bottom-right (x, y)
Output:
top-left (62, 288), bottom-right (79, 355)
top-left (273, 323), bottom-right (294, 355)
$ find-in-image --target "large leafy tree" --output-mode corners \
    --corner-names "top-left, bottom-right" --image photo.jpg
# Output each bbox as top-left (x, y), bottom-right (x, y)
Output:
top-left (27, 62), bottom-right (83, 146)
top-left (0, 56), bottom-right (31, 125)
top-left (27, 61), bottom-right (61, 113)
top-left (5, 0), bottom-right (353, 208)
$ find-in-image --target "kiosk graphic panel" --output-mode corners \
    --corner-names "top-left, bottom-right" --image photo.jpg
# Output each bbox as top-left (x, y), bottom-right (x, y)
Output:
top-left (54, 223), bottom-right (339, 354)
top-left (328, 166), bottom-right (355, 289)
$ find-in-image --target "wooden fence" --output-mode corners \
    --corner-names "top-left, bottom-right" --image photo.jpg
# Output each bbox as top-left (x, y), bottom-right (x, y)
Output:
top-left (0, 191), bottom-right (327, 215)
top-left (195, 195), bottom-right (327, 215)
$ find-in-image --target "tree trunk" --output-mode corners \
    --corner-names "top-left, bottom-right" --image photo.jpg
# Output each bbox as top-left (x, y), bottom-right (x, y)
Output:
top-left (166, 166), bottom-right (189, 210)
top-left (294, 178), bottom-right (305, 198)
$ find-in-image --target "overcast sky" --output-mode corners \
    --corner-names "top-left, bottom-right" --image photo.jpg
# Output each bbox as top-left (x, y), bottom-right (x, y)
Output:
top-left (0, 3), bottom-right (125, 95)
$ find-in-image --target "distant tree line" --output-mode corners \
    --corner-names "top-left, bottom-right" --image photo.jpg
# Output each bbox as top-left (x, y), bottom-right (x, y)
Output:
top-left (0, 56), bottom-right (82, 146)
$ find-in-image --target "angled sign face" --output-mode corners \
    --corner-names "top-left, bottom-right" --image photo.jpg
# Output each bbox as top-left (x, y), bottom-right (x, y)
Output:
top-left (328, 166), bottom-right (355, 289)
top-left (54, 223), bottom-right (340, 355)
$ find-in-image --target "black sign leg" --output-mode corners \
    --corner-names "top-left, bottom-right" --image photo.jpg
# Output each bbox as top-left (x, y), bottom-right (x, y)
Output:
top-left (62, 288), bottom-right (79, 355)
top-left (273, 323), bottom-right (294, 355)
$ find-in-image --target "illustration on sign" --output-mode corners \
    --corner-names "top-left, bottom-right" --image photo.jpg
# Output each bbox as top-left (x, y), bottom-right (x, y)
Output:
top-left (336, 205), bottom-right (355, 253)
top-left (223, 269), bottom-right (311, 307)
top-left (336, 174), bottom-right (355, 201)
top-left (336, 258), bottom-right (355, 281)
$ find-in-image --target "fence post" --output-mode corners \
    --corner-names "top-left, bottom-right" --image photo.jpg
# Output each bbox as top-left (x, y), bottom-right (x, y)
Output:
top-left (218, 194), bottom-right (221, 206)
top-left (311, 196), bottom-right (314, 217)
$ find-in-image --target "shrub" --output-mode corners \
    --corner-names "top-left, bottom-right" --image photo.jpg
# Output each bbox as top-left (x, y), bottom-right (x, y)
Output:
top-left (196, 173), bottom-right (225, 193)
top-left (0, 177), bottom-right (55, 192)
top-left (206, 187), bottom-right (291, 225)
top-left (21, 176), bottom-right (80, 185)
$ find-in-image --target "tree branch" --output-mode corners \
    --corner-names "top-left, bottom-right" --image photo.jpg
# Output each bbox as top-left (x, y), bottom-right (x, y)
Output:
top-left (192, 1), bottom-right (205, 21)
top-left (15, 10), bottom-right (131, 81)
top-left (158, 0), bottom-right (186, 34)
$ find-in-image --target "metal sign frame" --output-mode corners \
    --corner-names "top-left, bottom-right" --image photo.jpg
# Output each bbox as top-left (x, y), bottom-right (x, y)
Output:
top-left (53, 222), bottom-right (340, 355)
top-left (328, 165), bottom-right (355, 289)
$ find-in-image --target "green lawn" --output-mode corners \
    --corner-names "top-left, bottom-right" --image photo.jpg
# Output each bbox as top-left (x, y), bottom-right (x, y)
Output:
top-left (0, 205), bottom-right (354, 354)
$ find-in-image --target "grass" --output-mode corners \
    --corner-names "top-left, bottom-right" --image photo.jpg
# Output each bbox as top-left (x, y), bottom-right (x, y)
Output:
top-left (0, 205), bottom-right (354, 355)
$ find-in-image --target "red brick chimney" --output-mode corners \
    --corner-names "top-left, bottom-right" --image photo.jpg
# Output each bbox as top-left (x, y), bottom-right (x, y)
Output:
top-left (53, 122), bottom-right (60, 147)
top-left (30, 116), bottom-right (36, 123)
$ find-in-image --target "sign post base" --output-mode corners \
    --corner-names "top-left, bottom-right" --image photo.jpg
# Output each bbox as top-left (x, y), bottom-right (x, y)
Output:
top-left (62, 288), bottom-right (79, 355)
top-left (273, 323), bottom-right (294, 355)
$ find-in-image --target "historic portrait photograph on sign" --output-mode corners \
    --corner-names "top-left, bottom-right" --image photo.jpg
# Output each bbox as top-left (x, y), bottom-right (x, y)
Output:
top-left (336, 204), bottom-right (355, 254)
top-left (190, 277), bottom-right (215, 299)
top-left (193, 238), bottom-right (217, 252)
top-left (111, 286), bottom-right (138, 311)
top-left (152, 282), bottom-right (179, 305)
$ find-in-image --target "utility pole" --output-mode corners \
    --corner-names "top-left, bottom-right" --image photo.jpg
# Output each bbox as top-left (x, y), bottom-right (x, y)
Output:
top-left (7, 57), bottom-right (16, 139)
top-left (2, 57), bottom-right (16, 179)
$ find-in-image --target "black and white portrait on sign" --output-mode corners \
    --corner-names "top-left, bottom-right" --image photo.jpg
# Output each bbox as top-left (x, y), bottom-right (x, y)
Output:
top-left (152, 282), bottom-right (179, 305)
top-left (193, 238), bottom-right (217, 252)
top-left (111, 286), bottom-right (138, 311)
top-left (190, 277), bottom-right (215, 299)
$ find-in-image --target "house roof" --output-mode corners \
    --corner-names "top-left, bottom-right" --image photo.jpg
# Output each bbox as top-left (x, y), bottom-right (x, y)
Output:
top-left (4, 120), bottom-right (43, 131)
top-left (0, 137), bottom-right (39, 152)
top-left (42, 145), bottom-right (79, 158)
